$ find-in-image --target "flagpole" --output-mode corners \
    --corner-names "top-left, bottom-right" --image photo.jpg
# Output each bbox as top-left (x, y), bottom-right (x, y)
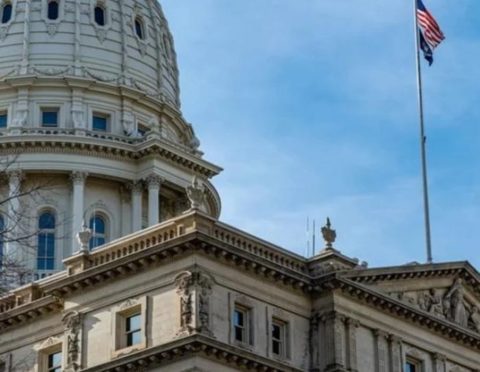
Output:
top-left (413, 0), bottom-right (433, 263)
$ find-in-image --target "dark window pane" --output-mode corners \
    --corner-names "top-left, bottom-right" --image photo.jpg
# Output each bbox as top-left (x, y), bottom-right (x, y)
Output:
top-left (234, 326), bottom-right (243, 342)
top-left (89, 216), bottom-right (105, 233)
top-left (39, 212), bottom-right (55, 229)
top-left (272, 340), bottom-right (280, 355)
top-left (92, 116), bottom-right (107, 131)
top-left (405, 363), bottom-right (417, 372)
top-left (42, 111), bottom-right (58, 127)
top-left (135, 19), bottom-right (144, 39)
top-left (272, 324), bottom-right (281, 339)
top-left (48, 1), bottom-right (59, 20)
top-left (94, 6), bottom-right (105, 26)
top-left (234, 310), bottom-right (244, 326)
top-left (2, 4), bottom-right (12, 24)
top-left (0, 114), bottom-right (7, 127)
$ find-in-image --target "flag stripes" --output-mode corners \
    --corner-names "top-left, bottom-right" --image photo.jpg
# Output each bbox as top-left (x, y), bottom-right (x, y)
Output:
top-left (416, 0), bottom-right (444, 64)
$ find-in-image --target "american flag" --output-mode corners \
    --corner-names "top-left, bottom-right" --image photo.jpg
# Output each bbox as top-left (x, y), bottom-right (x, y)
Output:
top-left (417, 0), bottom-right (445, 65)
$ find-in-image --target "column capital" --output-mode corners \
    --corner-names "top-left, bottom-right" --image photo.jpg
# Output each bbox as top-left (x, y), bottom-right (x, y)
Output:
top-left (7, 169), bottom-right (24, 183)
top-left (145, 174), bottom-right (164, 188)
top-left (70, 171), bottom-right (88, 185)
top-left (127, 180), bottom-right (144, 193)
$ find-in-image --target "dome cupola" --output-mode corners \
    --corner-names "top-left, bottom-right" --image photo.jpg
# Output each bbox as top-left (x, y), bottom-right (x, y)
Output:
top-left (0, 0), bottom-right (222, 280)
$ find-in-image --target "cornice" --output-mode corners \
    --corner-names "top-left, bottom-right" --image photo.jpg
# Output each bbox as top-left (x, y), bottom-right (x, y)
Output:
top-left (0, 295), bottom-right (63, 332)
top-left (312, 276), bottom-right (480, 350)
top-left (80, 334), bottom-right (301, 372)
top-left (0, 135), bottom-right (222, 178)
top-left (344, 262), bottom-right (480, 298)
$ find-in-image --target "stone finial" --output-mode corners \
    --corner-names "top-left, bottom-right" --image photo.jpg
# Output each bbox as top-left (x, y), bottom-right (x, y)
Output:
top-left (76, 223), bottom-right (91, 254)
top-left (321, 217), bottom-right (336, 250)
top-left (186, 176), bottom-right (205, 211)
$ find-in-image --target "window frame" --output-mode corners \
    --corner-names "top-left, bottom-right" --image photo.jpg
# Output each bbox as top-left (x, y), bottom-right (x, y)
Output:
top-left (92, 112), bottom-right (110, 132)
top-left (270, 317), bottom-right (290, 360)
top-left (89, 214), bottom-right (108, 250)
top-left (233, 304), bottom-right (253, 346)
top-left (94, 4), bottom-right (106, 26)
top-left (111, 298), bottom-right (147, 357)
top-left (36, 341), bottom-right (63, 372)
top-left (47, 0), bottom-right (59, 21)
top-left (41, 107), bottom-right (59, 128)
top-left (37, 211), bottom-right (56, 271)
top-left (134, 16), bottom-right (145, 40)
top-left (0, 109), bottom-right (8, 128)
top-left (404, 357), bottom-right (423, 372)
top-left (1, 2), bottom-right (12, 24)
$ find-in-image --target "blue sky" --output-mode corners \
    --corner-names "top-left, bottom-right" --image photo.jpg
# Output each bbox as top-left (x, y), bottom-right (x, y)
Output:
top-left (161, 1), bottom-right (480, 268)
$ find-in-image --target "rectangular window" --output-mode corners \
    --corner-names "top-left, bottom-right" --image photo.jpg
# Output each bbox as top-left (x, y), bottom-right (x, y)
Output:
top-left (405, 360), bottom-right (421, 372)
top-left (0, 111), bottom-right (7, 128)
top-left (42, 109), bottom-right (59, 127)
top-left (125, 313), bottom-right (141, 347)
top-left (272, 319), bottom-right (287, 358)
top-left (92, 114), bottom-right (108, 132)
top-left (233, 305), bottom-right (251, 344)
top-left (47, 351), bottom-right (61, 372)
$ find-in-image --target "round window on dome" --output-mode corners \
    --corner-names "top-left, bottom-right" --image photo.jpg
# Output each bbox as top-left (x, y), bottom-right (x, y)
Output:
top-left (1, 3), bottom-right (12, 24)
top-left (94, 5), bottom-right (106, 26)
top-left (134, 17), bottom-right (145, 40)
top-left (47, 0), bottom-right (59, 21)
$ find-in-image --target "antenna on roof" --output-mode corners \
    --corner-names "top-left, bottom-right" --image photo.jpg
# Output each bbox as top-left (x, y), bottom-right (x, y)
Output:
top-left (312, 219), bottom-right (316, 256)
top-left (306, 217), bottom-right (310, 257)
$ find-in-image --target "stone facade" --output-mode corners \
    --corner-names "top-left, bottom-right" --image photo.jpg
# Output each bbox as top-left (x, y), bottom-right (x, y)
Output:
top-left (0, 211), bottom-right (479, 371)
top-left (0, 1), bottom-right (479, 372)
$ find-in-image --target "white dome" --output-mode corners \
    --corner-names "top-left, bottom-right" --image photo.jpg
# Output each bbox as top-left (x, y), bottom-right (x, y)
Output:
top-left (0, 0), bottom-right (222, 281)
top-left (0, 0), bottom-right (180, 107)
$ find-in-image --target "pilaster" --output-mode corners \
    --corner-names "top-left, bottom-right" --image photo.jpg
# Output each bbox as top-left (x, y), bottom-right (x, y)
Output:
top-left (374, 329), bottom-right (389, 372)
top-left (321, 311), bottom-right (347, 372)
top-left (388, 335), bottom-right (402, 372)
top-left (432, 353), bottom-right (447, 372)
top-left (345, 318), bottom-right (359, 372)
top-left (20, 0), bottom-right (32, 74)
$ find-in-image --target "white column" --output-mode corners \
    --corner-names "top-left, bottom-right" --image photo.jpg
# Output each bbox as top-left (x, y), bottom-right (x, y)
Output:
top-left (146, 175), bottom-right (162, 227)
top-left (119, 185), bottom-right (131, 236)
top-left (130, 181), bottom-right (143, 232)
top-left (5, 170), bottom-right (24, 260)
top-left (71, 172), bottom-right (87, 253)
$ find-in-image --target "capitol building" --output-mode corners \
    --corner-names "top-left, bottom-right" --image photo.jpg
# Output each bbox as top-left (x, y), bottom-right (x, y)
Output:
top-left (0, 1), bottom-right (479, 372)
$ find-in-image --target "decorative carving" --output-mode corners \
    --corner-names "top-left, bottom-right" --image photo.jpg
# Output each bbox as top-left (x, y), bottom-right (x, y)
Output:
top-left (175, 270), bottom-right (213, 337)
top-left (119, 298), bottom-right (138, 311)
top-left (321, 217), bottom-right (336, 249)
top-left (76, 225), bottom-right (91, 254)
top-left (122, 111), bottom-right (135, 136)
top-left (12, 107), bottom-right (28, 127)
top-left (145, 174), bottom-right (163, 189)
top-left (186, 177), bottom-right (205, 211)
top-left (63, 311), bottom-right (82, 372)
top-left (444, 278), bottom-right (468, 327)
top-left (70, 171), bottom-right (88, 185)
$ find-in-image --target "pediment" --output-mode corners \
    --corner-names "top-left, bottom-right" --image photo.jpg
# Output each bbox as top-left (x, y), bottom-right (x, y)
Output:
top-left (343, 261), bottom-right (480, 334)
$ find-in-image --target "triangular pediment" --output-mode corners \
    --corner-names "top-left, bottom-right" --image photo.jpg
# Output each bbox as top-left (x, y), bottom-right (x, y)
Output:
top-left (343, 261), bottom-right (480, 335)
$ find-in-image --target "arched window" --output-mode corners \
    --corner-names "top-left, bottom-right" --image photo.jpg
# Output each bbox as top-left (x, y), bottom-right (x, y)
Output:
top-left (47, 0), bottom-right (59, 21)
top-left (1, 2), bottom-right (12, 24)
top-left (89, 214), bottom-right (107, 249)
top-left (134, 17), bottom-right (144, 40)
top-left (37, 211), bottom-right (56, 270)
top-left (0, 215), bottom-right (4, 268)
top-left (94, 5), bottom-right (105, 26)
